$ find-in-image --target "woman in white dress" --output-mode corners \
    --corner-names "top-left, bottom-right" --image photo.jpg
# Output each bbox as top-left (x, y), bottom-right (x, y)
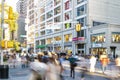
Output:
top-left (89, 56), bottom-right (97, 72)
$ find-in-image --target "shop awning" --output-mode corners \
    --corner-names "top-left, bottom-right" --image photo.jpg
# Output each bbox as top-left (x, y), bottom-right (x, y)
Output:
top-left (36, 45), bottom-right (47, 48)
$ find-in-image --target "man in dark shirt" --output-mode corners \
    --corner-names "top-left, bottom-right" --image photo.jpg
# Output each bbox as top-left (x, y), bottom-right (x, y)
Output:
top-left (68, 55), bottom-right (77, 78)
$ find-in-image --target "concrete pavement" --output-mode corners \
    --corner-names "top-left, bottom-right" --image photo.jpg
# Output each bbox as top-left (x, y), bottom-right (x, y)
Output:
top-left (62, 67), bottom-right (112, 80)
top-left (63, 59), bottom-right (120, 79)
top-left (0, 65), bottom-right (30, 80)
top-left (6, 66), bottom-right (113, 80)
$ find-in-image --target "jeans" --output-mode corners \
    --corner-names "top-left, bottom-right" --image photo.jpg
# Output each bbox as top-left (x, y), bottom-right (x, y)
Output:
top-left (102, 66), bottom-right (107, 73)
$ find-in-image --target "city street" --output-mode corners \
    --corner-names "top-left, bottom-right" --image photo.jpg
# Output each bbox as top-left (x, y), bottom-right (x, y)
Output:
top-left (0, 0), bottom-right (120, 80)
top-left (8, 65), bottom-right (29, 80)
top-left (4, 60), bottom-right (120, 80)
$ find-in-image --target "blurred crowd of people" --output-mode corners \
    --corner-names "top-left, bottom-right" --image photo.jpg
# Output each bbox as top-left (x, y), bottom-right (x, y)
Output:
top-left (1, 50), bottom-right (120, 80)
top-left (29, 51), bottom-right (66, 80)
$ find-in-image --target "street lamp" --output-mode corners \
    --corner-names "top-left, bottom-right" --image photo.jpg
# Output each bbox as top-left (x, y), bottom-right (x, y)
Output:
top-left (0, 0), bottom-right (9, 79)
top-left (0, 0), bottom-right (5, 65)
top-left (75, 23), bottom-right (81, 54)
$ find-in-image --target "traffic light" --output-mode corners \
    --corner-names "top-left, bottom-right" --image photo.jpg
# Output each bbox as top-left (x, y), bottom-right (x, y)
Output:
top-left (7, 40), bottom-right (14, 48)
top-left (1, 40), bottom-right (5, 48)
top-left (0, 40), bottom-right (7, 48)
top-left (75, 23), bottom-right (81, 32)
top-left (8, 7), bottom-right (14, 19)
top-left (14, 41), bottom-right (21, 51)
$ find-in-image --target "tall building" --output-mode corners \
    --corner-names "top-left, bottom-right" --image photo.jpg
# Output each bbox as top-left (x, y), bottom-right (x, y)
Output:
top-left (16, 0), bottom-right (27, 17)
top-left (27, 0), bottom-right (38, 52)
top-left (34, 0), bottom-right (120, 57)
top-left (16, 0), bottom-right (27, 44)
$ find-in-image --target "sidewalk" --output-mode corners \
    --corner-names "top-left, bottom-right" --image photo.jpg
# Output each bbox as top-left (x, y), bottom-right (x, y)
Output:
top-left (8, 75), bottom-right (29, 80)
top-left (63, 59), bottom-right (120, 78)
top-left (0, 64), bottom-right (30, 80)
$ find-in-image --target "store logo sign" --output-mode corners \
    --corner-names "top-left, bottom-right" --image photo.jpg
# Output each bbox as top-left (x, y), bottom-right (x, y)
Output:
top-left (72, 37), bottom-right (85, 41)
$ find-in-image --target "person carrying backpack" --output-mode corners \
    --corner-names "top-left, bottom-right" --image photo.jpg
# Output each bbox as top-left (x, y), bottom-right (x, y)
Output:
top-left (68, 54), bottom-right (77, 79)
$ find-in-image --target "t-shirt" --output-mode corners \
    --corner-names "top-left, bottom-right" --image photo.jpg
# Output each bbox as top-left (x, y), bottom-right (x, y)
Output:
top-left (101, 58), bottom-right (109, 66)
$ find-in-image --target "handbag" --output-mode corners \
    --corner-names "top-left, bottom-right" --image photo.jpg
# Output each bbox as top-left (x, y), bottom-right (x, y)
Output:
top-left (72, 62), bottom-right (77, 67)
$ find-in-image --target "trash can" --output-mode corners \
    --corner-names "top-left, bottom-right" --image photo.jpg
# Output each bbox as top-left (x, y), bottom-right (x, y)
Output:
top-left (0, 65), bottom-right (9, 79)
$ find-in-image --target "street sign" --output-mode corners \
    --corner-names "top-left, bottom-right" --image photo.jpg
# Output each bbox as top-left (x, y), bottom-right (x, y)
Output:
top-left (20, 35), bottom-right (26, 38)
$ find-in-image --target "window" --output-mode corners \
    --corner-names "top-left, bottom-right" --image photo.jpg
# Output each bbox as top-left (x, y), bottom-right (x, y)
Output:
top-left (93, 21), bottom-right (106, 26)
top-left (77, 0), bottom-right (85, 4)
top-left (54, 16), bottom-right (61, 22)
top-left (47, 19), bottom-right (53, 25)
top-left (77, 30), bottom-right (84, 37)
top-left (41, 39), bottom-right (45, 45)
top-left (47, 10), bottom-right (53, 19)
top-left (54, 6), bottom-right (61, 15)
top-left (54, 24), bottom-right (61, 32)
top-left (36, 40), bottom-right (39, 45)
top-left (40, 31), bottom-right (45, 35)
top-left (35, 32), bottom-right (39, 38)
top-left (64, 34), bottom-right (72, 42)
top-left (77, 17), bottom-right (86, 27)
top-left (65, 23), bottom-right (71, 29)
top-left (46, 19), bottom-right (53, 29)
top-left (77, 5), bottom-right (85, 16)
top-left (65, 0), bottom-right (72, 10)
top-left (54, 0), bottom-right (60, 6)
top-left (46, 38), bottom-right (52, 44)
top-left (40, 23), bottom-right (45, 29)
top-left (46, 0), bottom-right (53, 11)
top-left (112, 32), bottom-right (120, 43)
top-left (46, 20), bottom-right (53, 34)
top-left (54, 36), bottom-right (62, 44)
top-left (40, 15), bottom-right (45, 21)
top-left (78, 44), bottom-right (84, 49)
top-left (46, 29), bottom-right (53, 34)
top-left (64, 11), bottom-right (72, 20)
top-left (91, 33), bottom-right (105, 43)
top-left (40, 6), bottom-right (45, 14)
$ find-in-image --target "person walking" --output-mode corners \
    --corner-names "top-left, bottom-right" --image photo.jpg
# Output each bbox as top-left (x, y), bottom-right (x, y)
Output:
top-left (46, 52), bottom-right (61, 80)
top-left (21, 56), bottom-right (27, 68)
top-left (68, 54), bottom-right (77, 79)
top-left (58, 53), bottom-right (65, 80)
top-left (89, 55), bottom-right (97, 72)
top-left (29, 55), bottom-right (48, 80)
top-left (115, 56), bottom-right (120, 74)
top-left (100, 54), bottom-right (110, 73)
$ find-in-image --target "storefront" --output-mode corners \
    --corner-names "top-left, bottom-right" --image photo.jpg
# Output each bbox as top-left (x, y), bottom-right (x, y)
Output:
top-left (91, 33), bottom-right (106, 55)
top-left (64, 42), bottom-right (72, 54)
top-left (72, 37), bottom-right (86, 54)
top-left (89, 24), bottom-right (120, 58)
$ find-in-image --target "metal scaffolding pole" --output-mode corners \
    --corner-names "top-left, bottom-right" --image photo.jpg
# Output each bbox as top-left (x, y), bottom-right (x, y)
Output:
top-left (0, 0), bottom-right (5, 65)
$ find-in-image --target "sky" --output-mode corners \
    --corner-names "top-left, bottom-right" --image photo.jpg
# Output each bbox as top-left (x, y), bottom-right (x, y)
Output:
top-left (0, 0), bottom-right (19, 11)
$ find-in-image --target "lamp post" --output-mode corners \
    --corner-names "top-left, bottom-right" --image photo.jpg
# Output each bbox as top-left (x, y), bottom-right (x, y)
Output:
top-left (0, 0), bottom-right (9, 79)
top-left (0, 0), bottom-right (5, 65)
top-left (75, 23), bottom-right (81, 54)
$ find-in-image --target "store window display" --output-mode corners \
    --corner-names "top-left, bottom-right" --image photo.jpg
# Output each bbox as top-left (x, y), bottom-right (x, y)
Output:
top-left (91, 33), bottom-right (105, 43)
top-left (112, 32), bottom-right (120, 43)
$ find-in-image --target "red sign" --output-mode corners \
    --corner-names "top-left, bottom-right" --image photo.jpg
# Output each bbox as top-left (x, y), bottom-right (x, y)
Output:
top-left (72, 37), bottom-right (78, 41)
top-left (72, 37), bottom-right (85, 41)
top-left (78, 37), bottom-right (85, 41)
